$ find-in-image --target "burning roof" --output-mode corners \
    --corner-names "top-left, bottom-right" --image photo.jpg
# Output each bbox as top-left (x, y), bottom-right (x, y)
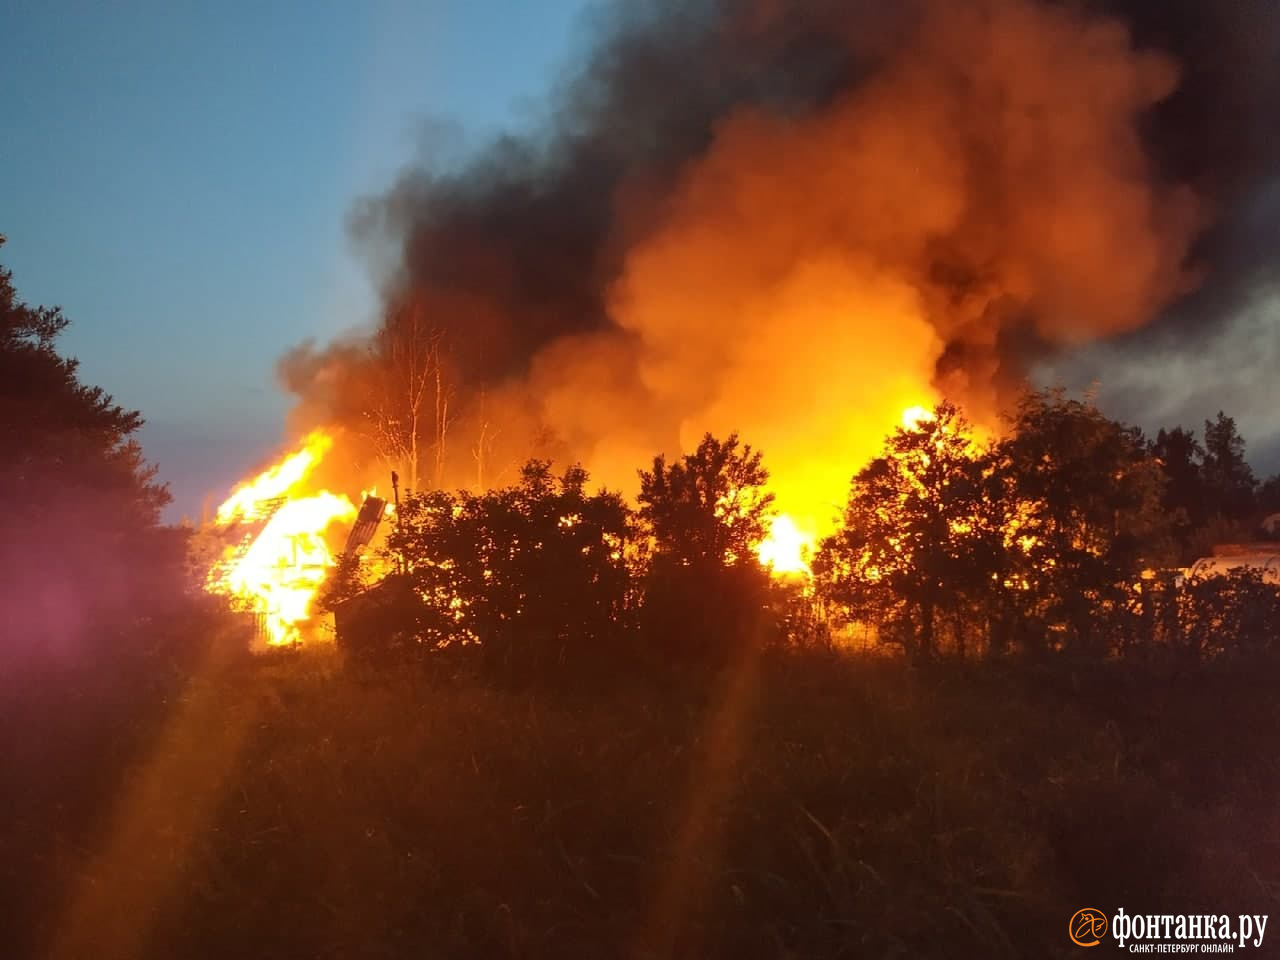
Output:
top-left (202, 431), bottom-right (357, 647)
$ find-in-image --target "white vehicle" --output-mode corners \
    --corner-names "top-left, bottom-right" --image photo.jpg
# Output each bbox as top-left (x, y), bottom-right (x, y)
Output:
top-left (1185, 551), bottom-right (1280, 585)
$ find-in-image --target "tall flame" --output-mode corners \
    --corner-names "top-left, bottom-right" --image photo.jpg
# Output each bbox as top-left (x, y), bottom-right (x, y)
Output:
top-left (205, 431), bottom-right (355, 646)
top-left (215, 431), bottom-right (333, 523)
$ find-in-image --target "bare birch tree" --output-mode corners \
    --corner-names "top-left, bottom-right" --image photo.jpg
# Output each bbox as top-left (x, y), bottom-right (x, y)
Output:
top-left (365, 301), bottom-right (453, 493)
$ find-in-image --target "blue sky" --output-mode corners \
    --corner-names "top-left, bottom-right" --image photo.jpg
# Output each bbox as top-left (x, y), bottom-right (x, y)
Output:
top-left (2, 0), bottom-right (591, 519)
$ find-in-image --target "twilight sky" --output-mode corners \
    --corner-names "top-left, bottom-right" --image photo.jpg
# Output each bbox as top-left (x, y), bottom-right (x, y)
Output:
top-left (2, 0), bottom-right (591, 519)
top-left (2, 1), bottom-right (1277, 522)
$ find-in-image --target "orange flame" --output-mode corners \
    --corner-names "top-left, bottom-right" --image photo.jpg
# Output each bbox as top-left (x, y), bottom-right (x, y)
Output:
top-left (755, 403), bottom-right (938, 578)
top-left (205, 431), bottom-right (355, 646)
top-left (900, 404), bottom-right (936, 430)
top-left (757, 514), bottom-right (815, 577)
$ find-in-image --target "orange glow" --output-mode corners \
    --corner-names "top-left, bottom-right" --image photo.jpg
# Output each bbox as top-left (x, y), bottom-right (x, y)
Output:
top-left (900, 404), bottom-right (936, 430)
top-left (205, 431), bottom-right (355, 646)
top-left (202, 403), bottom-right (952, 636)
top-left (360, 486), bottom-right (394, 512)
top-left (750, 402), bottom-right (941, 578)
top-left (757, 514), bottom-right (815, 576)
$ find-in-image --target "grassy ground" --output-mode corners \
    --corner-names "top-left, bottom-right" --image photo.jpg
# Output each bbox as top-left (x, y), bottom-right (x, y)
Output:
top-left (4, 635), bottom-right (1279, 959)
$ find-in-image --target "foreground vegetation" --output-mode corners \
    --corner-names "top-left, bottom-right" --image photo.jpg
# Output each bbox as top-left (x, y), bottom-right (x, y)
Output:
top-left (5, 623), bottom-right (1280, 960)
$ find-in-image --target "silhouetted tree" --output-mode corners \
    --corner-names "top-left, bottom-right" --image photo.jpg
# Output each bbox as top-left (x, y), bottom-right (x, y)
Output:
top-left (1202, 411), bottom-right (1256, 522)
top-left (0, 239), bottom-right (182, 657)
top-left (997, 390), bottom-right (1168, 657)
top-left (366, 300), bottom-right (454, 492)
top-left (814, 402), bottom-right (998, 662)
top-left (316, 550), bottom-right (369, 614)
top-left (385, 461), bottom-right (634, 677)
top-left (638, 432), bottom-right (774, 566)
top-left (1179, 567), bottom-right (1280, 661)
top-left (1259, 473), bottom-right (1280, 524)
top-left (1149, 426), bottom-right (1205, 560)
top-left (637, 432), bottom-right (777, 658)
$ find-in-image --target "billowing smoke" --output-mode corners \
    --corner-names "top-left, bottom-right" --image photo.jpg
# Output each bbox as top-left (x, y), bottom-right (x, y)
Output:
top-left (280, 0), bottom-right (1280, 529)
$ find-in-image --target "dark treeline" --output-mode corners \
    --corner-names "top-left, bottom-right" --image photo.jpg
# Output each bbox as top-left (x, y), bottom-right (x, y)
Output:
top-left (814, 397), bottom-right (1279, 664)
top-left (2, 238), bottom-right (1277, 676)
top-left (326, 393), bottom-right (1280, 675)
top-left (0, 238), bottom-right (190, 666)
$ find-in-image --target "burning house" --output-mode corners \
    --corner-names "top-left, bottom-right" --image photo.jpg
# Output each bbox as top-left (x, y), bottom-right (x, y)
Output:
top-left (199, 431), bottom-right (375, 648)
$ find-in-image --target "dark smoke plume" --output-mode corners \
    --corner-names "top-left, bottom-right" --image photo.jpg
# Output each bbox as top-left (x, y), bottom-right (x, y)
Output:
top-left (280, 0), bottom-right (1280, 523)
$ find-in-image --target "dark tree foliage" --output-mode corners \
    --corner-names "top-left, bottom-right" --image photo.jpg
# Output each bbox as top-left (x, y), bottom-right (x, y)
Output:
top-left (1260, 474), bottom-right (1280, 521)
top-left (637, 432), bottom-right (778, 659)
top-left (1179, 568), bottom-right (1280, 661)
top-left (1201, 411), bottom-right (1257, 521)
top-left (384, 461), bottom-right (634, 676)
top-left (814, 402), bottom-right (999, 663)
top-left (996, 390), bottom-right (1169, 657)
top-left (638, 432), bottom-right (774, 566)
top-left (1149, 425), bottom-right (1205, 558)
top-left (1148, 414), bottom-right (1270, 556)
top-left (316, 549), bottom-right (369, 614)
top-left (0, 241), bottom-right (183, 657)
top-left (815, 392), bottom-right (1196, 662)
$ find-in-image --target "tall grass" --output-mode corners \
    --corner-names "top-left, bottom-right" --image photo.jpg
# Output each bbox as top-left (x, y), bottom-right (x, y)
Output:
top-left (4, 638), bottom-right (1278, 958)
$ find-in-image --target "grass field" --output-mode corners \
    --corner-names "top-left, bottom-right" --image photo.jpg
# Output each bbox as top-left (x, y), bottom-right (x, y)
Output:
top-left (4, 631), bottom-right (1278, 959)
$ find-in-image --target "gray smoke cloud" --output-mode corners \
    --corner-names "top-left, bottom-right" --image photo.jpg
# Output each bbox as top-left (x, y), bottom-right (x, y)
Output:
top-left (279, 0), bottom-right (1280, 523)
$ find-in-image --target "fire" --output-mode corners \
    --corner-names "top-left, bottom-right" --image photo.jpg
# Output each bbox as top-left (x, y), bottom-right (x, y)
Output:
top-left (203, 403), bottom-right (945, 637)
top-left (205, 431), bottom-right (355, 646)
top-left (757, 514), bottom-right (815, 576)
top-left (361, 486), bottom-right (395, 518)
top-left (901, 405), bottom-right (936, 430)
top-left (753, 402), bottom-right (940, 579)
top-left (215, 431), bottom-right (333, 523)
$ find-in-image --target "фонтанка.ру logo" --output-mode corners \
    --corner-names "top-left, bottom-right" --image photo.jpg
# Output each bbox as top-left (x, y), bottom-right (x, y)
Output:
top-left (1070, 908), bottom-right (1109, 947)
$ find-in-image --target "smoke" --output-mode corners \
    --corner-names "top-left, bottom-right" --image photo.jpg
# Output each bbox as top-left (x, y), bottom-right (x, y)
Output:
top-left (280, 0), bottom-right (1280, 528)
top-left (1035, 1), bottom-right (1280, 469)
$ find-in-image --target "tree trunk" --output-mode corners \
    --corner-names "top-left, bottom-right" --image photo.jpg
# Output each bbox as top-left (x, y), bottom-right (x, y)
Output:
top-left (918, 598), bottom-right (935, 661)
